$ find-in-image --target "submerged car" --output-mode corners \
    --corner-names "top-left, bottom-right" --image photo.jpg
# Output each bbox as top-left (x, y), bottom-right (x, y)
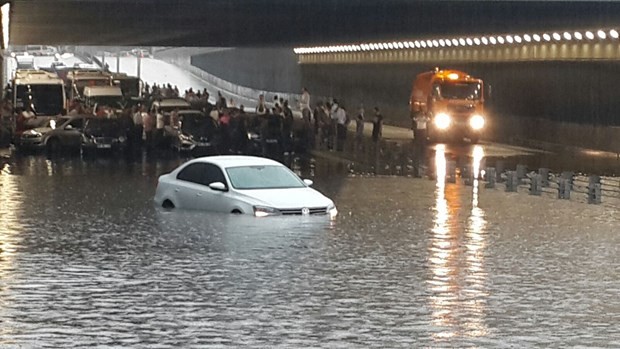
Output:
top-left (81, 118), bottom-right (127, 154)
top-left (154, 155), bottom-right (337, 217)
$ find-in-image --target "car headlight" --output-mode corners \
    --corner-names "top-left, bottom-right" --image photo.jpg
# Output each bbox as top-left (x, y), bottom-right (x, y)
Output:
top-left (27, 129), bottom-right (42, 137)
top-left (327, 204), bottom-right (338, 219)
top-left (253, 205), bottom-right (281, 217)
top-left (434, 113), bottom-right (451, 130)
top-left (470, 114), bottom-right (485, 130)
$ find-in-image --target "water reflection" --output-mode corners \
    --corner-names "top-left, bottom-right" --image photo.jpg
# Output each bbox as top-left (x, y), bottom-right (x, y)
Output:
top-left (428, 144), bottom-right (488, 340)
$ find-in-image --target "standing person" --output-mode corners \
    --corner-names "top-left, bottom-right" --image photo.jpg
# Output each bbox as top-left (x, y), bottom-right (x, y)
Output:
top-left (256, 94), bottom-right (267, 115)
top-left (300, 87), bottom-right (311, 123)
top-left (331, 100), bottom-right (347, 151)
top-left (142, 110), bottom-right (155, 152)
top-left (282, 100), bottom-right (294, 154)
top-left (355, 105), bottom-right (365, 143)
top-left (273, 95), bottom-right (280, 110)
top-left (155, 108), bottom-right (165, 149)
top-left (413, 112), bottom-right (430, 147)
top-left (372, 107), bottom-right (383, 143)
top-left (133, 105), bottom-right (145, 150)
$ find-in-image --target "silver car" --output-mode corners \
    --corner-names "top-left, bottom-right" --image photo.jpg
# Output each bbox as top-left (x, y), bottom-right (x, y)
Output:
top-left (16, 115), bottom-right (92, 153)
top-left (154, 155), bottom-right (338, 217)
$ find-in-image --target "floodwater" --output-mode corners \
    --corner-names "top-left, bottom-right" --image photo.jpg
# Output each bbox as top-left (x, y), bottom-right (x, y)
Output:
top-left (0, 150), bottom-right (619, 348)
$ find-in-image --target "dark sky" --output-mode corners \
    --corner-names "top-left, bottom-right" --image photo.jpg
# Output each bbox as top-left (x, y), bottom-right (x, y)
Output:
top-left (9, 0), bottom-right (620, 46)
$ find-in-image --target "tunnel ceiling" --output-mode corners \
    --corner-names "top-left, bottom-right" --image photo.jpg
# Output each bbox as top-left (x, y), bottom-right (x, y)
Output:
top-left (8, 0), bottom-right (620, 47)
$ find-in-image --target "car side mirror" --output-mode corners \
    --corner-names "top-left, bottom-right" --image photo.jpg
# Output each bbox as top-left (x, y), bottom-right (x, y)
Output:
top-left (209, 182), bottom-right (227, 192)
top-left (303, 179), bottom-right (314, 186)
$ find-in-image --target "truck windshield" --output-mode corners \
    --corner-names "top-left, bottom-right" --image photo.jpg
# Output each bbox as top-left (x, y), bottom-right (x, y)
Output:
top-left (74, 79), bottom-right (111, 96)
top-left (15, 84), bottom-right (64, 116)
top-left (92, 96), bottom-right (124, 108)
top-left (440, 82), bottom-right (482, 100)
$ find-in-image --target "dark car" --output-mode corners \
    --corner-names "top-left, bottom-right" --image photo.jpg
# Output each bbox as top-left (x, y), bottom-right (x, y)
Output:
top-left (81, 118), bottom-right (127, 155)
top-left (167, 111), bottom-right (221, 156)
top-left (245, 113), bottom-right (283, 156)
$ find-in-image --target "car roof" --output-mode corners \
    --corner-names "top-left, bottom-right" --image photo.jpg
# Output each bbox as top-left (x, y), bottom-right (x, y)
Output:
top-left (189, 155), bottom-right (283, 169)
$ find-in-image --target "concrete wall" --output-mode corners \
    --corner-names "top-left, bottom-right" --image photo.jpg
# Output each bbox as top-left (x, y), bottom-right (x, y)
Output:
top-left (191, 48), bottom-right (302, 94)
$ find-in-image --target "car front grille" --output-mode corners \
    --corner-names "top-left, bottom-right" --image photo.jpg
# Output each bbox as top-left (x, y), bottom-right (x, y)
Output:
top-left (448, 104), bottom-right (475, 114)
top-left (280, 207), bottom-right (328, 215)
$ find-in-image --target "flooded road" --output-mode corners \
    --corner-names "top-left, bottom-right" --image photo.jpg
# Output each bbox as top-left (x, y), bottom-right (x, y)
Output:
top-left (0, 151), bottom-right (619, 348)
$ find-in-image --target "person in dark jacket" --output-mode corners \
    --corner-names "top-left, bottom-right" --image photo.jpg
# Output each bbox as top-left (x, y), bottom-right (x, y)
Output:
top-left (372, 107), bottom-right (383, 143)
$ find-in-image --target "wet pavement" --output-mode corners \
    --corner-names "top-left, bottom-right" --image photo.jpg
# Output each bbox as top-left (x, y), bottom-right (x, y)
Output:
top-left (0, 149), bottom-right (619, 348)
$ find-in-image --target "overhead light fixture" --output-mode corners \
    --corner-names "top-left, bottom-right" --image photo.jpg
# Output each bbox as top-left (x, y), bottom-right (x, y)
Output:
top-left (432, 40), bottom-right (439, 47)
top-left (489, 36), bottom-right (497, 44)
top-left (459, 38), bottom-right (466, 46)
top-left (597, 30), bottom-right (606, 39)
top-left (586, 31), bottom-right (595, 40)
top-left (552, 32), bottom-right (561, 41)
top-left (610, 29), bottom-right (619, 39)
top-left (445, 39), bottom-right (452, 47)
top-left (533, 34), bottom-right (541, 42)
top-left (563, 32), bottom-right (571, 40)
top-left (523, 34), bottom-right (531, 42)
top-left (452, 38), bottom-right (459, 46)
top-left (543, 33), bottom-right (551, 41)
top-left (481, 37), bottom-right (489, 45)
top-left (506, 35), bottom-right (514, 44)
top-left (421, 41), bottom-right (427, 48)
top-left (514, 35), bottom-right (522, 43)
top-left (414, 41), bottom-right (421, 48)
top-left (473, 37), bottom-right (481, 45)
top-left (497, 36), bottom-right (505, 44)
top-left (574, 32), bottom-right (582, 40)
top-left (439, 39), bottom-right (445, 47)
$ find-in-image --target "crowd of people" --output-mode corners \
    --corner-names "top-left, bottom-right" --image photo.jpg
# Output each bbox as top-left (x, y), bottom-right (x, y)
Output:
top-left (0, 82), bottom-right (388, 156)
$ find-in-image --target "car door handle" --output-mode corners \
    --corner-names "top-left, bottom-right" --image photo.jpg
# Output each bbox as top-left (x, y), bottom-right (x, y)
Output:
top-left (196, 193), bottom-right (202, 197)
top-left (174, 188), bottom-right (180, 192)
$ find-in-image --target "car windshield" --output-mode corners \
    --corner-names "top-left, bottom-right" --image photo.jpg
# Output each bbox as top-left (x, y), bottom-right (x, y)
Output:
top-left (92, 96), bottom-right (124, 108)
top-left (84, 119), bottom-right (120, 137)
top-left (15, 84), bottom-right (64, 116)
top-left (439, 82), bottom-right (482, 100)
top-left (181, 115), bottom-right (216, 137)
top-left (226, 165), bottom-right (306, 190)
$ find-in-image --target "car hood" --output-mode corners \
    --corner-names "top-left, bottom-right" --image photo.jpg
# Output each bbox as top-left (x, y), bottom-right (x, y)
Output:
top-left (235, 187), bottom-right (333, 209)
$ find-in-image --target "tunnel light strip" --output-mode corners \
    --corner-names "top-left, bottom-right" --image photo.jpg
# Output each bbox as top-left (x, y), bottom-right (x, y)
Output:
top-left (292, 26), bottom-right (620, 55)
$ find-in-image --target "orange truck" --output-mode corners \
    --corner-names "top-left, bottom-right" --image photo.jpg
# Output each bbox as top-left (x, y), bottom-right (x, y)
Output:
top-left (410, 68), bottom-right (485, 143)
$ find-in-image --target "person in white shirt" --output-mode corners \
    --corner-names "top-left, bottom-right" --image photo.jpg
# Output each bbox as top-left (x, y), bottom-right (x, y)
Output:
top-left (256, 94), bottom-right (267, 115)
top-left (300, 87), bottom-right (311, 122)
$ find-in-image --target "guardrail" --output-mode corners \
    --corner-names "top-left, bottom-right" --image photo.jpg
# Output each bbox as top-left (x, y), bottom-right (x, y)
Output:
top-left (313, 133), bottom-right (620, 206)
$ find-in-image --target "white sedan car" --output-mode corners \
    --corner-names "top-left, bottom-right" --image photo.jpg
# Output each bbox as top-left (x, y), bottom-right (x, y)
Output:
top-left (154, 156), bottom-right (338, 218)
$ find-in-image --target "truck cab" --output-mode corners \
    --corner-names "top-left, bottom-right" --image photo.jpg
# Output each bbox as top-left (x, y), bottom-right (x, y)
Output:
top-left (13, 69), bottom-right (66, 117)
top-left (410, 69), bottom-right (485, 143)
top-left (83, 85), bottom-right (125, 115)
top-left (64, 69), bottom-right (113, 102)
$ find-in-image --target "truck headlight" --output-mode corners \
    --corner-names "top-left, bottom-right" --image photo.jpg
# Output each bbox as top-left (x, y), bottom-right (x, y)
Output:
top-left (253, 205), bottom-right (281, 217)
top-left (470, 114), bottom-right (485, 130)
top-left (434, 113), bottom-right (451, 130)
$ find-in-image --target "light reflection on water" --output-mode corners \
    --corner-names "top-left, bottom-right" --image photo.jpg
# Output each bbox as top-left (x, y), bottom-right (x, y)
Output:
top-left (0, 153), bottom-right (618, 347)
top-left (429, 144), bottom-right (488, 340)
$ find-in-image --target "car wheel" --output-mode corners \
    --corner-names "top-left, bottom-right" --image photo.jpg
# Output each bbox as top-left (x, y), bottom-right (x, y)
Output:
top-left (162, 199), bottom-right (175, 209)
top-left (231, 209), bottom-right (242, 214)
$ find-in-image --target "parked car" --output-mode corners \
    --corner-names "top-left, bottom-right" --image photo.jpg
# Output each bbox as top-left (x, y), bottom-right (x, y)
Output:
top-left (154, 155), bottom-right (338, 217)
top-left (81, 118), bottom-right (127, 155)
top-left (165, 110), bottom-right (221, 155)
top-left (15, 115), bottom-right (91, 153)
top-left (245, 113), bottom-right (283, 156)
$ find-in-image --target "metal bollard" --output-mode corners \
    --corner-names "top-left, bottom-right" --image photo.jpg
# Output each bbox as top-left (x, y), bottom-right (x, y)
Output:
top-left (505, 171), bottom-right (518, 192)
top-left (561, 171), bottom-right (574, 190)
top-left (485, 167), bottom-right (496, 189)
top-left (446, 160), bottom-right (457, 183)
top-left (495, 160), bottom-right (505, 182)
top-left (558, 178), bottom-right (571, 199)
top-left (516, 164), bottom-right (527, 183)
top-left (588, 175), bottom-right (602, 204)
top-left (539, 168), bottom-right (550, 187)
top-left (529, 174), bottom-right (542, 196)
